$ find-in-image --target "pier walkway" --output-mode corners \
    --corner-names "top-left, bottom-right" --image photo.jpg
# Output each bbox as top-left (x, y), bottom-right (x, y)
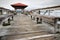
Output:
top-left (0, 14), bottom-right (58, 40)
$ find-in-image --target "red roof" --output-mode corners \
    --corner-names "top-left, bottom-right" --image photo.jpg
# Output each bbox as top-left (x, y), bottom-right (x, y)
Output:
top-left (11, 3), bottom-right (27, 6)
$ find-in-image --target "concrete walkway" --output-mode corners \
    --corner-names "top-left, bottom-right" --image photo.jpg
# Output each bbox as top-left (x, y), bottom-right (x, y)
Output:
top-left (7, 14), bottom-right (53, 33)
top-left (0, 14), bottom-right (57, 40)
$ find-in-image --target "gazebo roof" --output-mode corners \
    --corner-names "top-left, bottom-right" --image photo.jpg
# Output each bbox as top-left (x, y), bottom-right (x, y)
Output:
top-left (11, 3), bottom-right (28, 9)
top-left (11, 3), bottom-right (27, 6)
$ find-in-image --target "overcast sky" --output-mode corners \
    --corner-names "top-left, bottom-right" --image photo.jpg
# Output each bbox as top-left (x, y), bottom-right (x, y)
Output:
top-left (0, 0), bottom-right (60, 11)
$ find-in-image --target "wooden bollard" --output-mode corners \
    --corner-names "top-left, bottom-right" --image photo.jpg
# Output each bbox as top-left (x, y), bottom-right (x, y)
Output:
top-left (36, 17), bottom-right (39, 24)
top-left (8, 18), bottom-right (10, 25)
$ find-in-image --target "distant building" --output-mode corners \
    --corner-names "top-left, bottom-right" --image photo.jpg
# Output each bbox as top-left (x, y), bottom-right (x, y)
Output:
top-left (0, 7), bottom-right (16, 15)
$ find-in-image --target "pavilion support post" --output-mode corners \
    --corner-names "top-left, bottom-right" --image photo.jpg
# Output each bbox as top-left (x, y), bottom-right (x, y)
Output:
top-left (21, 9), bottom-right (24, 14)
top-left (15, 9), bottom-right (17, 15)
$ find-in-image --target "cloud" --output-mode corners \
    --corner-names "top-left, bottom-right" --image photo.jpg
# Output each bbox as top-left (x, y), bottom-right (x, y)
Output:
top-left (0, 0), bottom-right (60, 10)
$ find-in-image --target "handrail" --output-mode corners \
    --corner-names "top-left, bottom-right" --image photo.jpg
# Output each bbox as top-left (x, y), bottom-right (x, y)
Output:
top-left (0, 15), bottom-right (13, 24)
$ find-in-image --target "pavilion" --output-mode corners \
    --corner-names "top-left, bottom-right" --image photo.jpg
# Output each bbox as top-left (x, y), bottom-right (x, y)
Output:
top-left (11, 3), bottom-right (28, 14)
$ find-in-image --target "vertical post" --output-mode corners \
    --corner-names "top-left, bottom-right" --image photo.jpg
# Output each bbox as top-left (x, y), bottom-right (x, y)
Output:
top-left (0, 36), bottom-right (4, 40)
top-left (40, 17), bottom-right (42, 23)
top-left (54, 18), bottom-right (58, 33)
top-left (8, 18), bottom-right (10, 25)
top-left (12, 15), bottom-right (13, 20)
top-left (36, 17), bottom-right (39, 24)
top-left (15, 9), bottom-right (17, 15)
top-left (31, 15), bottom-right (32, 19)
top-left (21, 9), bottom-right (24, 14)
top-left (39, 10), bottom-right (40, 14)
top-left (48, 10), bottom-right (50, 15)
top-left (0, 9), bottom-right (2, 15)
top-left (0, 36), bottom-right (2, 40)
